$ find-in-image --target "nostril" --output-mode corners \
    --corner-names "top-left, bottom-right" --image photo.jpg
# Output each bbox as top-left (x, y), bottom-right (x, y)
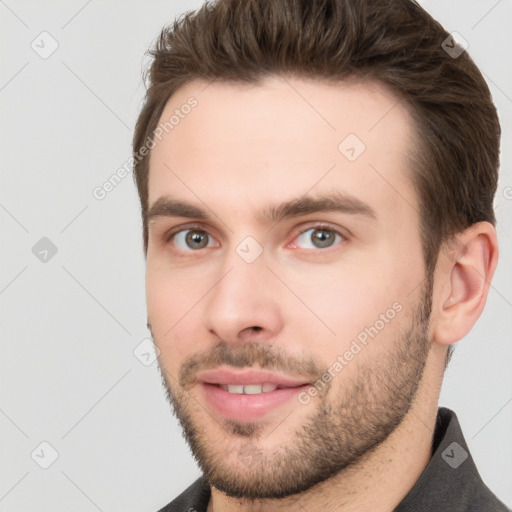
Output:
top-left (250, 326), bottom-right (262, 332)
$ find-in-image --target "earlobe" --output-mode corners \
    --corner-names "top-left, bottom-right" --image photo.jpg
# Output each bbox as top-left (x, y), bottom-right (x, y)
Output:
top-left (432, 222), bottom-right (499, 346)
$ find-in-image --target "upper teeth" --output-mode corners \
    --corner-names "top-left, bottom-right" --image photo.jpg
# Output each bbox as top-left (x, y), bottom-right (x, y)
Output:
top-left (220, 383), bottom-right (278, 394)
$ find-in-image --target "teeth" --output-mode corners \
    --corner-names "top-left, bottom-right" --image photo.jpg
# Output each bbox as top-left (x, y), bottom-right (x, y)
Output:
top-left (219, 383), bottom-right (279, 394)
top-left (223, 384), bottom-right (244, 394)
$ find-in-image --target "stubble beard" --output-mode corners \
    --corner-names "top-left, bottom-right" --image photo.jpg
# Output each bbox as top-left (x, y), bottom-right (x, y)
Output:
top-left (157, 278), bottom-right (433, 500)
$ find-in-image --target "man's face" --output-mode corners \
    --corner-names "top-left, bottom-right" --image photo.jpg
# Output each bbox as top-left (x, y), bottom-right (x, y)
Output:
top-left (146, 77), bottom-right (433, 499)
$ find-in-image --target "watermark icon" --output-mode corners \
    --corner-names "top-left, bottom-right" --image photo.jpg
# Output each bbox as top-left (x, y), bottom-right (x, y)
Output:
top-left (133, 338), bottom-right (160, 366)
top-left (32, 237), bottom-right (58, 263)
top-left (441, 32), bottom-right (468, 59)
top-left (441, 441), bottom-right (468, 469)
top-left (236, 236), bottom-right (263, 263)
top-left (298, 301), bottom-right (403, 404)
top-left (338, 133), bottom-right (366, 162)
top-left (31, 31), bottom-right (59, 60)
top-left (503, 186), bottom-right (512, 200)
top-left (31, 441), bottom-right (59, 469)
top-left (237, 442), bottom-right (264, 469)
top-left (92, 97), bottom-right (198, 201)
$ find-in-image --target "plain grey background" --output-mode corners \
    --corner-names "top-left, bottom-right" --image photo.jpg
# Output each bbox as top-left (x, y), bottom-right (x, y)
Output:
top-left (1, 1), bottom-right (511, 510)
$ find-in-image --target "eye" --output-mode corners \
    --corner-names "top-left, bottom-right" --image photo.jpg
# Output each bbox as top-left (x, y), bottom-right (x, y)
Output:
top-left (292, 227), bottom-right (344, 250)
top-left (171, 229), bottom-right (217, 251)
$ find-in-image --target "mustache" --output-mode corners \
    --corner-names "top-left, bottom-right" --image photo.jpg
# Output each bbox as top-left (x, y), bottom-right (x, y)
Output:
top-left (178, 341), bottom-right (324, 390)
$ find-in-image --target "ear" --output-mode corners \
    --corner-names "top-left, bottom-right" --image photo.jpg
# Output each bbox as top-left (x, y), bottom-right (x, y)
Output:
top-left (431, 222), bottom-right (499, 346)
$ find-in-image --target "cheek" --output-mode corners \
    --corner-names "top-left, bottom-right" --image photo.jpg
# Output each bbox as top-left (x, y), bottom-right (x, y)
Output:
top-left (282, 258), bottom-right (409, 358)
top-left (146, 268), bottom-right (174, 328)
top-left (146, 258), bottom-right (204, 325)
top-left (146, 267), bottom-right (199, 367)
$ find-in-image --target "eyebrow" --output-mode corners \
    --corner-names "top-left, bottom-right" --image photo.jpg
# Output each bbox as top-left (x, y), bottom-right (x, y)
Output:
top-left (147, 192), bottom-right (377, 225)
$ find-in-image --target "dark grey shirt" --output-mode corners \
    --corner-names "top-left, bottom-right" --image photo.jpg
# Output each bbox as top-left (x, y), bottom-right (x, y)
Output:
top-left (158, 408), bottom-right (510, 511)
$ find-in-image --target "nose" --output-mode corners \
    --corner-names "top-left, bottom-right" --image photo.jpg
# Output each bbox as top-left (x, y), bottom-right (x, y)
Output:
top-left (203, 248), bottom-right (284, 345)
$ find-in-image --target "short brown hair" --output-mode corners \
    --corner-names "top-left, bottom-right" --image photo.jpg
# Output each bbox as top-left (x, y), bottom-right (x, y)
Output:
top-left (133, 0), bottom-right (500, 278)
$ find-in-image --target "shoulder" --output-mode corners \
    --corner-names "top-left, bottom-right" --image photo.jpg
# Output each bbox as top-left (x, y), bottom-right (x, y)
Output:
top-left (395, 408), bottom-right (511, 512)
top-left (156, 477), bottom-right (211, 512)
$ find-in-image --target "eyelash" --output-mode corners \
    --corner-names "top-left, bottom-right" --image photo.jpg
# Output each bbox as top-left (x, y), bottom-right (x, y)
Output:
top-left (164, 223), bottom-right (210, 244)
top-left (164, 222), bottom-right (347, 253)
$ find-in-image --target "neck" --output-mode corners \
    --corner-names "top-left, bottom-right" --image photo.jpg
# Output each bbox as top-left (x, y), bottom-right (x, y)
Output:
top-left (208, 347), bottom-right (445, 512)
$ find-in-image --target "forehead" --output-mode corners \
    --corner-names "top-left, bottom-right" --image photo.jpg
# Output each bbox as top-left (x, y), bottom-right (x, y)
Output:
top-left (147, 76), bottom-right (419, 223)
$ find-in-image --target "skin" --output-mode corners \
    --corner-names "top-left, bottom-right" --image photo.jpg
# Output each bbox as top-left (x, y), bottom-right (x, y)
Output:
top-left (145, 76), bottom-right (498, 511)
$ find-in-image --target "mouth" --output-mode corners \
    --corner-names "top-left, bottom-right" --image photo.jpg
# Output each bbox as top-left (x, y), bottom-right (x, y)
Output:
top-left (216, 382), bottom-right (300, 394)
top-left (196, 367), bottom-right (313, 421)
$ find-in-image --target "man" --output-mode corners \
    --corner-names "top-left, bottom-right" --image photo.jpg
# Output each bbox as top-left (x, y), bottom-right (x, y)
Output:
top-left (132, 0), bottom-right (510, 510)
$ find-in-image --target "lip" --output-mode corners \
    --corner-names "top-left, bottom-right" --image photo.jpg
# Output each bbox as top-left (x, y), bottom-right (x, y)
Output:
top-left (196, 367), bottom-right (311, 388)
top-left (196, 367), bottom-right (312, 422)
top-left (201, 382), bottom-right (311, 422)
